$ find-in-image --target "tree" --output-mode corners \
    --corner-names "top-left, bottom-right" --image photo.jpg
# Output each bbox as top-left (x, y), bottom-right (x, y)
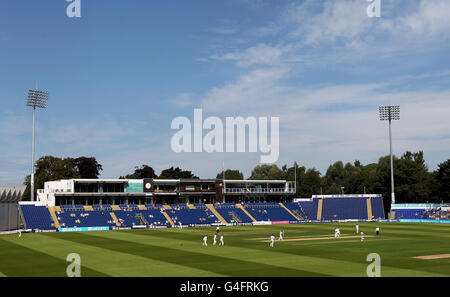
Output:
top-left (281, 163), bottom-right (302, 182)
top-left (322, 160), bottom-right (366, 194)
top-left (372, 155), bottom-right (395, 214)
top-left (23, 156), bottom-right (80, 200)
top-left (288, 163), bottom-right (323, 198)
top-left (355, 163), bottom-right (378, 194)
top-left (158, 167), bottom-right (198, 179)
top-left (250, 162), bottom-right (324, 197)
top-left (435, 159), bottom-right (450, 201)
top-left (121, 165), bottom-right (157, 179)
top-left (395, 151), bottom-right (436, 203)
top-left (300, 168), bottom-right (323, 197)
top-left (216, 169), bottom-right (244, 180)
top-left (74, 157), bottom-right (103, 178)
top-left (323, 161), bottom-right (346, 194)
top-left (372, 151), bottom-right (440, 214)
top-left (249, 164), bottom-right (284, 180)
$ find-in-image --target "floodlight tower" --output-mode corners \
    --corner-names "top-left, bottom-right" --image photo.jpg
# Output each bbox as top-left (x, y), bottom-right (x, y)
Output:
top-left (379, 105), bottom-right (400, 206)
top-left (222, 161), bottom-right (226, 203)
top-left (294, 162), bottom-right (297, 195)
top-left (26, 89), bottom-right (48, 201)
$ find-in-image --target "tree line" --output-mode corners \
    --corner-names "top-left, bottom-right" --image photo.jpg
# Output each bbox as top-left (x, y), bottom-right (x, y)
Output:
top-left (22, 157), bottom-right (197, 200)
top-left (244, 151), bottom-right (449, 214)
top-left (23, 151), bottom-right (449, 214)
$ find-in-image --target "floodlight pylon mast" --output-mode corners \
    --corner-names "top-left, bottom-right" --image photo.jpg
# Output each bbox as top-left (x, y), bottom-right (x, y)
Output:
top-left (294, 161), bottom-right (297, 195)
top-left (222, 161), bottom-right (225, 203)
top-left (379, 105), bottom-right (400, 207)
top-left (31, 106), bottom-right (36, 201)
top-left (27, 89), bottom-right (48, 201)
top-left (388, 115), bottom-right (394, 204)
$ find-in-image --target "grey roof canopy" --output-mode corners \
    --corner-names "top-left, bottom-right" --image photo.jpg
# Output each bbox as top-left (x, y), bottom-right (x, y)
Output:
top-left (0, 186), bottom-right (26, 203)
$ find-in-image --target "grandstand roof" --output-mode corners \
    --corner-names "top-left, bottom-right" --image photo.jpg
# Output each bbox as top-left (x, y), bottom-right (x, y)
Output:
top-left (225, 180), bottom-right (287, 183)
top-left (45, 178), bottom-right (289, 184)
top-left (180, 178), bottom-right (217, 183)
top-left (73, 179), bottom-right (127, 183)
top-left (0, 185), bottom-right (26, 203)
top-left (154, 179), bottom-right (179, 183)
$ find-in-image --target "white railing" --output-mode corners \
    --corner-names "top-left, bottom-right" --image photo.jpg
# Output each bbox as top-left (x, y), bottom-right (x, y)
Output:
top-left (225, 188), bottom-right (295, 194)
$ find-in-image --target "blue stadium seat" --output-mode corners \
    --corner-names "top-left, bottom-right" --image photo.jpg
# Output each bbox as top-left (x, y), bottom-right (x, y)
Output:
top-left (20, 205), bottom-right (56, 231)
top-left (244, 203), bottom-right (295, 221)
top-left (321, 198), bottom-right (367, 220)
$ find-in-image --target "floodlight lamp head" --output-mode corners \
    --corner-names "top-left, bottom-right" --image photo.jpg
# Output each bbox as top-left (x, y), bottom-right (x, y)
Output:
top-left (379, 105), bottom-right (400, 121)
top-left (26, 89), bottom-right (48, 109)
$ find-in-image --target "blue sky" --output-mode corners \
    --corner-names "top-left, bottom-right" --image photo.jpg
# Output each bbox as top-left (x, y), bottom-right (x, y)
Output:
top-left (1, 0), bottom-right (449, 184)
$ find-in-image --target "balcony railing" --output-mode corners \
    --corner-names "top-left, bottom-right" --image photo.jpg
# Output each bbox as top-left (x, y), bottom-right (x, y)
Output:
top-left (154, 189), bottom-right (178, 193)
top-left (224, 188), bottom-right (295, 194)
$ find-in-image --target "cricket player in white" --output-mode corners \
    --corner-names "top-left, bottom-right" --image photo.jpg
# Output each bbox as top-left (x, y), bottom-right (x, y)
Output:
top-left (219, 235), bottom-right (224, 246)
top-left (18, 229), bottom-right (21, 238)
top-left (334, 228), bottom-right (341, 238)
top-left (202, 235), bottom-right (208, 246)
top-left (356, 224), bottom-right (359, 234)
top-left (213, 234), bottom-right (217, 245)
top-left (278, 230), bottom-right (284, 241)
top-left (270, 235), bottom-right (275, 247)
top-left (360, 231), bottom-right (364, 242)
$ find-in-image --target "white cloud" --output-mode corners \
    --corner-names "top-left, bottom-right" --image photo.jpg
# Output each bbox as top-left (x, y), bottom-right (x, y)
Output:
top-left (298, 0), bottom-right (450, 47)
top-left (115, 0), bottom-right (450, 177)
top-left (187, 63), bottom-right (450, 173)
top-left (201, 66), bottom-right (291, 114)
top-left (284, 0), bottom-right (371, 46)
top-left (101, 83), bottom-right (450, 178)
top-left (210, 43), bottom-right (302, 67)
top-left (207, 26), bottom-right (238, 35)
top-left (395, 0), bottom-right (450, 39)
top-left (0, 112), bottom-right (30, 136)
top-left (166, 93), bottom-right (199, 109)
top-left (203, 0), bottom-right (450, 86)
top-left (4, 0), bottom-right (450, 185)
top-left (0, 114), bottom-right (161, 184)
top-left (239, 0), bottom-right (450, 55)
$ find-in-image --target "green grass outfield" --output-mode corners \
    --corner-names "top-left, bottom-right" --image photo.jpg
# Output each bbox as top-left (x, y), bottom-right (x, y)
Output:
top-left (0, 222), bottom-right (449, 277)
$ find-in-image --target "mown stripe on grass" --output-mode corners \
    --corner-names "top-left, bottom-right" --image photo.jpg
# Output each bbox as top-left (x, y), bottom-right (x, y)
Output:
top-left (90, 229), bottom-right (369, 277)
top-left (248, 226), bottom-right (450, 277)
top-left (35, 232), bottom-right (223, 276)
top-left (55, 231), bottom-right (329, 277)
top-left (0, 236), bottom-right (107, 277)
top-left (10, 223), bottom-right (448, 277)
top-left (252, 236), bottom-right (450, 276)
top-left (125, 226), bottom-right (450, 277)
